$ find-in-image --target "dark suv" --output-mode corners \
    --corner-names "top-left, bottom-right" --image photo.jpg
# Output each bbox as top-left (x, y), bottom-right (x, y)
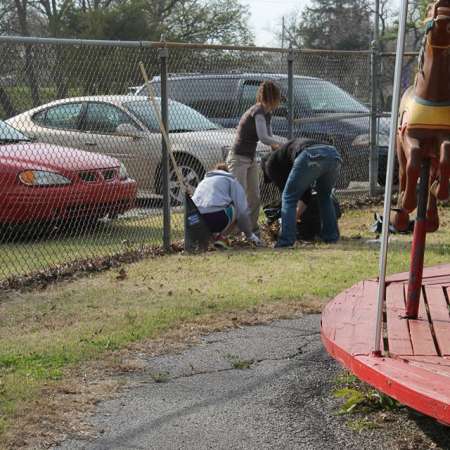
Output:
top-left (132, 73), bottom-right (391, 188)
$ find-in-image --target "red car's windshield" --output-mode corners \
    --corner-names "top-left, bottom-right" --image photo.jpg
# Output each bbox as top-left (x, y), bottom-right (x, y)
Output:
top-left (0, 120), bottom-right (30, 143)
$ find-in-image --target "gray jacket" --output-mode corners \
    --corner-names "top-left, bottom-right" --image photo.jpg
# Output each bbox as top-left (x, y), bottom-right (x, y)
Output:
top-left (192, 170), bottom-right (252, 237)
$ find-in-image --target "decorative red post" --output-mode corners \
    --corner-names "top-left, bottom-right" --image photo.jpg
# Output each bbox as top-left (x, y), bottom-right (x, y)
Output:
top-left (405, 159), bottom-right (430, 318)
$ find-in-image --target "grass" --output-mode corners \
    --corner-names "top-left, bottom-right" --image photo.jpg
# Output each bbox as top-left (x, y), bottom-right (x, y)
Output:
top-left (1, 206), bottom-right (450, 445)
top-left (0, 212), bottom-right (184, 279)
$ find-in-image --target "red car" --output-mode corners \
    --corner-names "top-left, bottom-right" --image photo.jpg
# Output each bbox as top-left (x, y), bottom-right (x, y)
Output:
top-left (0, 120), bottom-right (137, 225)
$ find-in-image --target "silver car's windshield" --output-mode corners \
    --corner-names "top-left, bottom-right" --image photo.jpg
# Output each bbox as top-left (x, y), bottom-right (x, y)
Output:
top-left (0, 120), bottom-right (30, 143)
top-left (124, 100), bottom-right (220, 132)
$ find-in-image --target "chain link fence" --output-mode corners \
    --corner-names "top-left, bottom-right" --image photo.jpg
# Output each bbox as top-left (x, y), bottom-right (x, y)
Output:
top-left (0, 36), bottom-right (418, 282)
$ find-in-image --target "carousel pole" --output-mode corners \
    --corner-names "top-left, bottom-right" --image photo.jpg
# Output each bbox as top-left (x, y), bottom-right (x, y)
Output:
top-left (373, 0), bottom-right (409, 355)
top-left (405, 160), bottom-right (430, 318)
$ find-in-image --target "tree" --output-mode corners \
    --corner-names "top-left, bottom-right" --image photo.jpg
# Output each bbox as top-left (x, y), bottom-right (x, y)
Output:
top-left (162, 0), bottom-right (253, 45)
top-left (282, 0), bottom-right (372, 51)
top-left (62, 0), bottom-right (253, 44)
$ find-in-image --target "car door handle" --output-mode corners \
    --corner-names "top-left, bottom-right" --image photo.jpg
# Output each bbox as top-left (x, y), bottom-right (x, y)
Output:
top-left (84, 142), bottom-right (97, 147)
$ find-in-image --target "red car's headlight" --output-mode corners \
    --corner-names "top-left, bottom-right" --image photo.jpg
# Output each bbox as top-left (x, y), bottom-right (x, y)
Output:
top-left (19, 170), bottom-right (71, 186)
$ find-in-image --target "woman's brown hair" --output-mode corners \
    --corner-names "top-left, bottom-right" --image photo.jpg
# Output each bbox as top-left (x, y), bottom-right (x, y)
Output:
top-left (256, 81), bottom-right (281, 109)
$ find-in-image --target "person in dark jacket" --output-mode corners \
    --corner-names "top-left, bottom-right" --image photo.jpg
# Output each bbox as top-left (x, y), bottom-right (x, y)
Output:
top-left (262, 138), bottom-right (342, 248)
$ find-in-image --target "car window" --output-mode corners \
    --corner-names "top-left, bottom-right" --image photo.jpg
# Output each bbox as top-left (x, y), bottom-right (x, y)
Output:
top-left (291, 79), bottom-right (367, 115)
top-left (33, 103), bottom-right (83, 130)
top-left (0, 120), bottom-right (29, 142)
top-left (124, 99), bottom-right (220, 132)
top-left (82, 102), bottom-right (136, 134)
top-left (140, 79), bottom-right (240, 119)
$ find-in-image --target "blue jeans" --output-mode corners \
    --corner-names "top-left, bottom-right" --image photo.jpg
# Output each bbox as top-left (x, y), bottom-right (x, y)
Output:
top-left (276, 145), bottom-right (342, 247)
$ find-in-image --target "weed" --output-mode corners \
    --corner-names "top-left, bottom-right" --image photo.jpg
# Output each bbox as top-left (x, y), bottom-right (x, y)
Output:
top-left (150, 371), bottom-right (170, 383)
top-left (226, 354), bottom-right (254, 370)
top-left (334, 371), bottom-right (400, 415)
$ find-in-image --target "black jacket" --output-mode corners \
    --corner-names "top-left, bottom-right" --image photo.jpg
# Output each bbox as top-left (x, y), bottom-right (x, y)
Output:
top-left (262, 138), bottom-right (322, 205)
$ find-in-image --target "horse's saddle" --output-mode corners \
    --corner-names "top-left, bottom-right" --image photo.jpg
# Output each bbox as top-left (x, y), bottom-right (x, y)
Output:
top-left (404, 96), bottom-right (450, 131)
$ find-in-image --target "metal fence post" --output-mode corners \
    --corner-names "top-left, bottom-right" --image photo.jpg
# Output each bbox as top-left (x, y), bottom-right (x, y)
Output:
top-left (287, 44), bottom-right (294, 140)
top-left (159, 43), bottom-right (171, 251)
top-left (369, 40), bottom-right (379, 197)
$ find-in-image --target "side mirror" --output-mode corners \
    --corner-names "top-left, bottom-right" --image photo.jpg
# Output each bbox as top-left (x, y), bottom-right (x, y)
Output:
top-left (116, 123), bottom-right (141, 138)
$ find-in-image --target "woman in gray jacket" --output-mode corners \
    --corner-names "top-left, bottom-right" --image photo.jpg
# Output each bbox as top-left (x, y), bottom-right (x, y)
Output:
top-left (227, 81), bottom-right (286, 234)
top-left (192, 163), bottom-right (261, 249)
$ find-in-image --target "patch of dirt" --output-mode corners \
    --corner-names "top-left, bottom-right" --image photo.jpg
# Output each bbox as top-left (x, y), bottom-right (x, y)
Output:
top-left (336, 402), bottom-right (450, 449)
top-left (2, 301), bottom-right (316, 450)
top-left (0, 245), bottom-right (169, 293)
top-left (339, 194), bottom-right (385, 210)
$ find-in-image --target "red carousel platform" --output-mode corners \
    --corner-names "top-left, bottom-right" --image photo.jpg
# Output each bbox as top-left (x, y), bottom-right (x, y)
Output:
top-left (321, 264), bottom-right (450, 425)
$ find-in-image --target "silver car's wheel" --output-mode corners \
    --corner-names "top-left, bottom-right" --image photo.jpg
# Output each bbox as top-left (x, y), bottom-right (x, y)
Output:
top-left (168, 160), bottom-right (204, 205)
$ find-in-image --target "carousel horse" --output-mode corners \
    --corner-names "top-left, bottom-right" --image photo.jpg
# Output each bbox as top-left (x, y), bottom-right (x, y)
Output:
top-left (393, 0), bottom-right (450, 317)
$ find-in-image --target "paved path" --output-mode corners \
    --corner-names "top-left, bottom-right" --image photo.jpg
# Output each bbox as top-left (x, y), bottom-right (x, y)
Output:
top-left (54, 315), bottom-right (403, 450)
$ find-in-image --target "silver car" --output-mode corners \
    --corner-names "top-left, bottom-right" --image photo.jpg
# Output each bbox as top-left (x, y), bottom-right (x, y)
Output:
top-left (7, 96), bottom-right (270, 204)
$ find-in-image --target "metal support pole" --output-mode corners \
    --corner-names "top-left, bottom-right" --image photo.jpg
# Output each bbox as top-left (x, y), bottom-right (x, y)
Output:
top-left (405, 160), bottom-right (430, 318)
top-left (374, 0), bottom-right (380, 43)
top-left (287, 44), bottom-right (294, 140)
top-left (373, 0), bottom-right (409, 355)
top-left (369, 40), bottom-right (379, 197)
top-left (159, 45), bottom-right (171, 251)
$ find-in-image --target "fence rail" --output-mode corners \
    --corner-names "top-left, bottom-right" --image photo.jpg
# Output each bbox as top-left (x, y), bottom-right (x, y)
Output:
top-left (0, 36), bottom-right (420, 282)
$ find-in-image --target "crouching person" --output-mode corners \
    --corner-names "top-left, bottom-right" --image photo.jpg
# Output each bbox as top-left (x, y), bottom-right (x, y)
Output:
top-left (263, 139), bottom-right (342, 248)
top-left (192, 163), bottom-right (262, 249)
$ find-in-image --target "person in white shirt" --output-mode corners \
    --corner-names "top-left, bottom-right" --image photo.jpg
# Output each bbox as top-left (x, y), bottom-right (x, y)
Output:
top-left (192, 163), bottom-right (262, 249)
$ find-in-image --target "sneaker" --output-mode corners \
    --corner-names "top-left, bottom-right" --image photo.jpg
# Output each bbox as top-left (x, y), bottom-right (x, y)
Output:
top-left (213, 235), bottom-right (231, 250)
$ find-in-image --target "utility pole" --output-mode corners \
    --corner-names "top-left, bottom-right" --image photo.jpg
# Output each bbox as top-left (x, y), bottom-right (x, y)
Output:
top-left (374, 0), bottom-right (380, 43)
top-left (281, 16), bottom-right (285, 48)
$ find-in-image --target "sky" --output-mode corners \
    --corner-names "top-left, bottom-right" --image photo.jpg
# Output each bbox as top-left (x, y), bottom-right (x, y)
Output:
top-left (242, 0), bottom-right (311, 47)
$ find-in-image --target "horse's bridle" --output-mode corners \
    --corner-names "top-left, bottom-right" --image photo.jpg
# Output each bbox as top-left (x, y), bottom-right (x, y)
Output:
top-left (422, 6), bottom-right (450, 50)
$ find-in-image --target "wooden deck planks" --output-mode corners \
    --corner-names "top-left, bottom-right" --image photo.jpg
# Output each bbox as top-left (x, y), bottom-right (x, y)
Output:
top-left (322, 268), bottom-right (450, 427)
top-left (351, 280), bottom-right (382, 354)
top-left (422, 276), bottom-right (450, 286)
top-left (323, 280), bottom-right (380, 356)
top-left (426, 287), bottom-right (450, 356)
top-left (408, 289), bottom-right (438, 356)
top-left (385, 283), bottom-right (413, 355)
top-left (406, 356), bottom-right (450, 378)
top-left (386, 264), bottom-right (450, 283)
